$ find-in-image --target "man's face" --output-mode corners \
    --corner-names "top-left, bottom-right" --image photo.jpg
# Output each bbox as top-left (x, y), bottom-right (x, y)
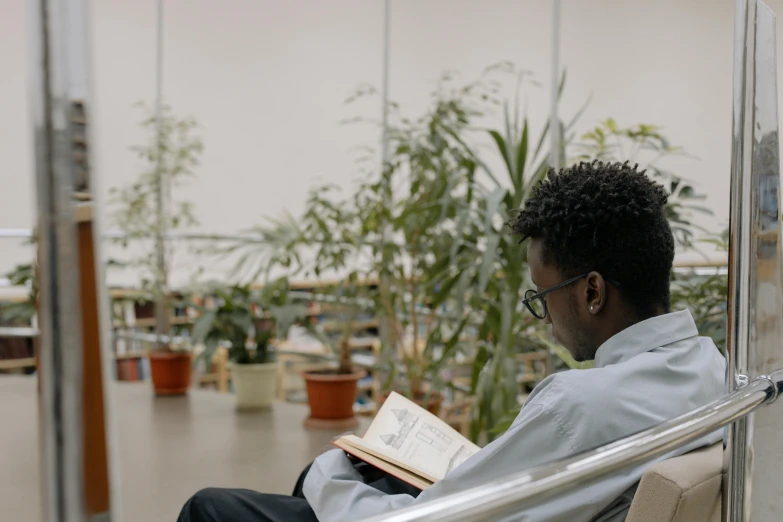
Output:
top-left (527, 239), bottom-right (593, 361)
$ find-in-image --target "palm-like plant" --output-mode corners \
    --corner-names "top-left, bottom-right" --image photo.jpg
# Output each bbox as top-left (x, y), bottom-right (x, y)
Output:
top-left (191, 285), bottom-right (265, 366)
top-left (0, 263), bottom-right (37, 325)
top-left (191, 280), bottom-right (307, 367)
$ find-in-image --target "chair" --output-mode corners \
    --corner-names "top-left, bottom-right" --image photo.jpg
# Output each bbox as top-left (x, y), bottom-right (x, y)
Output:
top-left (626, 442), bottom-right (722, 522)
top-left (196, 345), bottom-right (230, 392)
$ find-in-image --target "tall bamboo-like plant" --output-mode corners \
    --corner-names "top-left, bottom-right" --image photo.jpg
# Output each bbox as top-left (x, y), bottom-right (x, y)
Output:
top-left (281, 81), bottom-right (487, 397)
top-left (110, 104), bottom-right (202, 348)
top-left (416, 70), bottom-right (593, 441)
top-left (483, 120), bottom-right (717, 437)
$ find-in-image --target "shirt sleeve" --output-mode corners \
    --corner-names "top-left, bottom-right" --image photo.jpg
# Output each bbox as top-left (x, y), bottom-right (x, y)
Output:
top-left (302, 448), bottom-right (418, 521)
top-left (303, 380), bottom-right (582, 522)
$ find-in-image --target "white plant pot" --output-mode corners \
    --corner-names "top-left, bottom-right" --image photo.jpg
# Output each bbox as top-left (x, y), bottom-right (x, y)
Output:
top-left (229, 362), bottom-right (277, 410)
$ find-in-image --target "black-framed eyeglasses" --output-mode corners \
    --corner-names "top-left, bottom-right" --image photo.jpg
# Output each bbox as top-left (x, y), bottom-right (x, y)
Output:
top-left (522, 273), bottom-right (621, 320)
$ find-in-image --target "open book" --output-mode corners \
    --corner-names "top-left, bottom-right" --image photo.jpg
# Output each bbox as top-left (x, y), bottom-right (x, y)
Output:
top-left (332, 391), bottom-right (481, 490)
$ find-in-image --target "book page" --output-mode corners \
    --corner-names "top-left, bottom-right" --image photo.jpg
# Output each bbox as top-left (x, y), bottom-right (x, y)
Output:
top-left (339, 434), bottom-right (439, 483)
top-left (359, 391), bottom-right (480, 481)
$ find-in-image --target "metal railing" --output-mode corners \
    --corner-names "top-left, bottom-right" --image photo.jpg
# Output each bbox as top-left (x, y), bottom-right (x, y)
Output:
top-left (0, 326), bottom-right (39, 338)
top-left (110, 329), bottom-right (378, 368)
top-left (360, 369), bottom-right (783, 522)
top-left (0, 228), bottom-right (266, 243)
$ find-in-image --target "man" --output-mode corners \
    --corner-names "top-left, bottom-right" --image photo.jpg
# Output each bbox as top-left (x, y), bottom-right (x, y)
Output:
top-left (178, 160), bottom-right (726, 521)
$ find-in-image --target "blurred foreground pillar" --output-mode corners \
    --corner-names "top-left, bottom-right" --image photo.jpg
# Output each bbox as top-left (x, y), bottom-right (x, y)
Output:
top-left (724, 0), bottom-right (783, 521)
top-left (28, 0), bottom-right (117, 520)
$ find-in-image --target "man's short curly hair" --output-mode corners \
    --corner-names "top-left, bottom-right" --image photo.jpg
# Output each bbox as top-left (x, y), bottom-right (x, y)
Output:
top-left (509, 160), bottom-right (674, 317)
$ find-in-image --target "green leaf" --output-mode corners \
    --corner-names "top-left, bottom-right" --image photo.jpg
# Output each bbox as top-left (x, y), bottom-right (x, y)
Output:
top-left (515, 121), bottom-right (529, 192)
top-left (489, 130), bottom-right (512, 176)
top-left (191, 309), bottom-right (216, 343)
top-left (484, 187), bottom-right (506, 233)
top-left (431, 274), bottom-right (462, 308)
top-left (269, 304), bottom-right (309, 338)
top-left (431, 316), bottom-right (470, 369)
top-left (478, 235), bottom-right (500, 295)
top-left (196, 337), bottom-right (220, 367)
top-left (450, 208), bottom-right (470, 261)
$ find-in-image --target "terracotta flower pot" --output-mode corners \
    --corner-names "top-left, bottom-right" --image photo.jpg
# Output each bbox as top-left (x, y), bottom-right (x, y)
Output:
top-left (149, 351), bottom-right (192, 396)
top-left (302, 369), bottom-right (365, 430)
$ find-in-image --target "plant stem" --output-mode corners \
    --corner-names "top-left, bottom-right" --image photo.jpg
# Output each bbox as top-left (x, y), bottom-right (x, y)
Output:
top-left (408, 226), bottom-right (422, 395)
top-left (339, 325), bottom-right (353, 374)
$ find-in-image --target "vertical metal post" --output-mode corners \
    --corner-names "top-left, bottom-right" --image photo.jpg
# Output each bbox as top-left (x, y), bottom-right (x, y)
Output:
top-left (744, 1), bottom-right (783, 518)
top-left (381, 0), bottom-right (390, 167)
top-left (29, 0), bottom-right (86, 519)
top-left (724, 1), bottom-right (783, 520)
top-left (724, 1), bottom-right (755, 519)
top-left (154, 0), bottom-right (168, 347)
top-left (549, 0), bottom-right (561, 170)
top-left (377, 0), bottom-right (396, 392)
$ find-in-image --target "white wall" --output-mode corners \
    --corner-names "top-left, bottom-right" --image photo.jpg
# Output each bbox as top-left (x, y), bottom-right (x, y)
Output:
top-left (0, 0), bottom-right (779, 286)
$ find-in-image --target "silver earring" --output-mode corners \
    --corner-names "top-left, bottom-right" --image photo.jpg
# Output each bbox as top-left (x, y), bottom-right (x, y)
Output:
top-left (590, 306), bottom-right (594, 311)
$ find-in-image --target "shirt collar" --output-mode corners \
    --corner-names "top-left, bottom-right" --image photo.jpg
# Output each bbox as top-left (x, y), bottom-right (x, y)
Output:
top-left (593, 309), bottom-right (699, 368)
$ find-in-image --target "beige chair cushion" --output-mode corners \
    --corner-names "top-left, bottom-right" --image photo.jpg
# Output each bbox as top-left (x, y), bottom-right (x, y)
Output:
top-left (626, 443), bottom-right (722, 522)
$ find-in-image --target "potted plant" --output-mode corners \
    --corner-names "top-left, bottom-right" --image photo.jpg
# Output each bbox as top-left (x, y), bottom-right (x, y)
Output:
top-left (110, 103), bottom-right (203, 396)
top-left (1, 262), bottom-right (39, 375)
top-left (192, 284), bottom-right (278, 410)
top-left (300, 295), bottom-right (366, 430)
top-left (1, 263), bottom-right (37, 326)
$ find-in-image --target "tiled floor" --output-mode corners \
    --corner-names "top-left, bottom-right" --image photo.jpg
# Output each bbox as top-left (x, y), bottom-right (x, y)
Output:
top-left (0, 376), bottom-right (368, 522)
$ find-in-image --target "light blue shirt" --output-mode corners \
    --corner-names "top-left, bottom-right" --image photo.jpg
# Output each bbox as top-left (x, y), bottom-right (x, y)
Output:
top-left (303, 309), bottom-right (726, 521)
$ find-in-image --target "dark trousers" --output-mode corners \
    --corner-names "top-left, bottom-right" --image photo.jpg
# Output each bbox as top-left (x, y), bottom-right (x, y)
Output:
top-left (177, 460), bottom-right (421, 522)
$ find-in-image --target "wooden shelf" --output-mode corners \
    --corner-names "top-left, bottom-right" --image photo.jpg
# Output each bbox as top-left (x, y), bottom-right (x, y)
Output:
top-left (349, 337), bottom-right (380, 351)
top-left (108, 288), bottom-right (152, 300)
top-left (0, 294), bottom-right (31, 304)
top-left (114, 316), bottom-right (192, 328)
top-left (107, 278), bottom-right (380, 300)
top-left (251, 278), bottom-right (380, 291)
top-left (115, 351), bottom-right (146, 360)
top-left (0, 358), bottom-right (36, 370)
top-left (322, 319), bottom-right (379, 333)
top-left (260, 308), bottom-right (322, 320)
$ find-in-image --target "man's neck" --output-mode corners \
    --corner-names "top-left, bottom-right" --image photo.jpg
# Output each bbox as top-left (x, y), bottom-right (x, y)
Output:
top-left (593, 306), bottom-right (667, 356)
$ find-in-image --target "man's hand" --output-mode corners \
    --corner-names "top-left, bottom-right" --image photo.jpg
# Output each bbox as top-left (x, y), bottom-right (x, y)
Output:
top-left (344, 451), bottom-right (364, 466)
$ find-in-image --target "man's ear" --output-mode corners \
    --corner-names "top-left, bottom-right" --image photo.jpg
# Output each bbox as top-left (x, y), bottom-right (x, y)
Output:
top-left (584, 271), bottom-right (606, 314)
